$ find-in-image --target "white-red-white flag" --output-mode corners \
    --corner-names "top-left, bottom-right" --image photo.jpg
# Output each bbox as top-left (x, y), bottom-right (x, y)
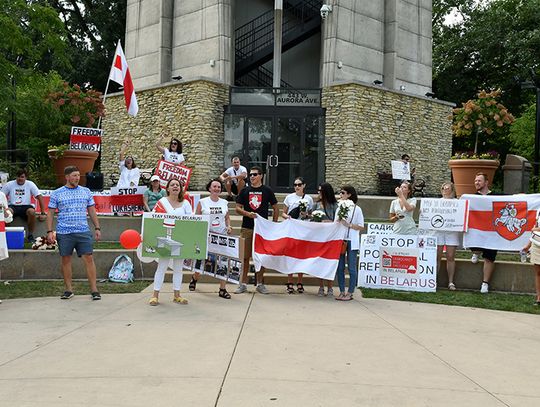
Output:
top-left (109, 41), bottom-right (138, 116)
top-left (253, 216), bottom-right (347, 280)
top-left (462, 193), bottom-right (540, 251)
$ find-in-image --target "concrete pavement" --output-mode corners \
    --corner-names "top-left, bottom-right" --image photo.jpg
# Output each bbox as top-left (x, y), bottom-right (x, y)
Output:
top-left (0, 283), bottom-right (539, 406)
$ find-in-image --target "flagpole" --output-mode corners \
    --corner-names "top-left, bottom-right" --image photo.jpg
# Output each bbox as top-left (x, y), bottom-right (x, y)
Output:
top-left (98, 39), bottom-right (121, 129)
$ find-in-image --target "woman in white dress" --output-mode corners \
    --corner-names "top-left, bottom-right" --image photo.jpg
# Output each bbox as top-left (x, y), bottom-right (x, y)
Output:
top-left (189, 178), bottom-right (233, 299)
top-left (435, 182), bottom-right (461, 290)
top-left (282, 177), bottom-right (314, 294)
top-left (156, 135), bottom-right (185, 165)
top-left (149, 179), bottom-right (192, 305)
top-left (117, 142), bottom-right (140, 188)
top-left (389, 181), bottom-right (417, 235)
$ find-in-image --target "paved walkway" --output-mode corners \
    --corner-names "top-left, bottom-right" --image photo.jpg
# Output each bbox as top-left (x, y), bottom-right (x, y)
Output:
top-left (0, 284), bottom-right (539, 407)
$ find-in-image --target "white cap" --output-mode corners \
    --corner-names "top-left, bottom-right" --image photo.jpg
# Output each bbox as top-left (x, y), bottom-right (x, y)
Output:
top-left (150, 175), bottom-right (160, 182)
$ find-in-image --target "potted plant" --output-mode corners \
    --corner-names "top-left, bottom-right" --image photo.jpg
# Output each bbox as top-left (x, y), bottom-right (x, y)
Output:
top-left (448, 89), bottom-right (515, 196)
top-left (46, 82), bottom-right (104, 186)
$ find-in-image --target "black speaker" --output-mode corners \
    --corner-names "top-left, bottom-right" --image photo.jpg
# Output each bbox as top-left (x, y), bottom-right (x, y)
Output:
top-left (86, 172), bottom-right (104, 191)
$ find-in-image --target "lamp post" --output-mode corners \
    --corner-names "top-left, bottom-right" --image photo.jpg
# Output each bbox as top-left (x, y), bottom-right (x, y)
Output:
top-left (519, 69), bottom-right (540, 192)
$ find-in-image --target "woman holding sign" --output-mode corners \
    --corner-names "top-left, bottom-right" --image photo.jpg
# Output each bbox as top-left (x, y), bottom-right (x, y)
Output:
top-left (435, 182), bottom-right (460, 290)
top-left (149, 179), bottom-right (192, 306)
top-left (189, 178), bottom-right (233, 299)
top-left (118, 142), bottom-right (140, 188)
top-left (389, 181), bottom-right (417, 235)
top-left (156, 135), bottom-right (185, 165)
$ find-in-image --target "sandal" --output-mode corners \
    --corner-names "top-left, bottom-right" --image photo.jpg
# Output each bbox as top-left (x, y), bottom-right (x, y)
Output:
top-left (342, 293), bottom-right (353, 301)
top-left (219, 288), bottom-right (231, 299)
top-left (335, 292), bottom-right (345, 301)
top-left (148, 297), bottom-right (159, 306)
top-left (189, 277), bottom-right (197, 291)
top-left (296, 283), bottom-right (304, 294)
top-left (173, 296), bottom-right (188, 305)
top-left (286, 283), bottom-right (295, 294)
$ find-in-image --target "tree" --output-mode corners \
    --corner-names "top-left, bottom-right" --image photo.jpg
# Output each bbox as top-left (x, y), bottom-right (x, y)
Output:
top-left (433, 0), bottom-right (540, 116)
top-left (508, 103), bottom-right (536, 161)
top-left (45, 0), bottom-right (127, 92)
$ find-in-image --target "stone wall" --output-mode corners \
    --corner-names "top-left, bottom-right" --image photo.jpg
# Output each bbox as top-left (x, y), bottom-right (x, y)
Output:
top-left (101, 79), bottom-right (229, 190)
top-left (322, 82), bottom-right (453, 195)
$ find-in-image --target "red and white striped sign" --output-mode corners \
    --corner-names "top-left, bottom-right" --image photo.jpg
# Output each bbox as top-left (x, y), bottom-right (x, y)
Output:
top-left (69, 126), bottom-right (103, 152)
top-left (462, 193), bottom-right (540, 251)
top-left (253, 216), bottom-right (347, 280)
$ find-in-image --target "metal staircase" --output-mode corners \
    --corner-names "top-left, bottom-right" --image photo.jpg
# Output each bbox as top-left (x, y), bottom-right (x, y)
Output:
top-left (234, 0), bottom-right (322, 87)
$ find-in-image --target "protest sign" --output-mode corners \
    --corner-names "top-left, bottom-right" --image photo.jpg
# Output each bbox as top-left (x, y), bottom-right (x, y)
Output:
top-left (367, 222), bottom-right (394, 235)
top-left (359, 234), bottom-right (437, 292)
top-left (154, 160), bottom-right (192, 190)
top-left (391, 160), bottom-right (410, 180)
top-left (419, 198), bottom-right (469, 232)
top-left (69, 126), bottom-right (103, 152)
top-left (140, 213), bottom-right (208, 260)
top-left (189, 253), bottom-right (242, 285)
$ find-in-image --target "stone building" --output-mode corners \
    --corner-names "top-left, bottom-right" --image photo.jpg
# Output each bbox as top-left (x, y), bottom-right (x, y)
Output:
top-left (102, 0), bottom-right (453, 194)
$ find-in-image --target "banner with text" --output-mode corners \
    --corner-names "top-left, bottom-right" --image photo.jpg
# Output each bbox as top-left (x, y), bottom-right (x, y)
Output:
top-left (419, 198), bottom-right (469, 232)
top-left (391, 160), bottom-right (410, 180)
top-left (69, 126), bottom-right (103, 152)
top-left (359, 234), bottom-right (437, 292)
top-left (154, 160), bottom-right (192, 190)
top-left (367, 222), bottom-right (394, 235)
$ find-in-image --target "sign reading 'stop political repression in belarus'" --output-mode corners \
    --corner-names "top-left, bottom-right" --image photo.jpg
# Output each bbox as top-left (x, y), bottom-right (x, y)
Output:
top-left (359, 234), bottom-right (437, 292)
top-left (69, 126), bottom-right (103, 152)
top-left (418, 198), bottom-right (469, 232)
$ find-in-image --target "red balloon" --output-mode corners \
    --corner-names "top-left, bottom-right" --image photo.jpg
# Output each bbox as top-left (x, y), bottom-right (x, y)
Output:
top-left (119, 229), bottom-right (142, 249)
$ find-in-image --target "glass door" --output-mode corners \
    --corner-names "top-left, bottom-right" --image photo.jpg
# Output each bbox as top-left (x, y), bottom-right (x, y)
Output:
top-left (244, 117), bottom-right (272, 181)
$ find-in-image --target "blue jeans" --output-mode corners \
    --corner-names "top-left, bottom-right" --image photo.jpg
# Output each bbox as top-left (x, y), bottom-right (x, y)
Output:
top-left (336, 241), bottom-right (358, 294)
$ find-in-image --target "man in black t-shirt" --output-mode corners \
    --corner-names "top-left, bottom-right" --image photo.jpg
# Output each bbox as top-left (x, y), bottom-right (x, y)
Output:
top-left (235, 166), bottom-right (278, 294)
top-left (470, 172), bottom-right (497, 293)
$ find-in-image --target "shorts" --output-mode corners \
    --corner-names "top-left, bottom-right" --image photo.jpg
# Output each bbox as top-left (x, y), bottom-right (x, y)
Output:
top-left (9, 205), bottom-right (34, 220)
top-left (470, 247), bottom-right (498, 262)
top-left (231, 183), bottom-right (239, 194)
top-left (434, 231), bottom-right (461, 247)
top-left (530, 243), bottom-right (540, 265)
top-left (57, 231), bottom-right (94, 257)
top-left (241, 228), bottom-right (253, 260)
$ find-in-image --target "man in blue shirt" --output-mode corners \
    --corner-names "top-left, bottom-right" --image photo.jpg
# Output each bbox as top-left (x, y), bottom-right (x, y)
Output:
top-left (46, 166), bottom-right (102, 300)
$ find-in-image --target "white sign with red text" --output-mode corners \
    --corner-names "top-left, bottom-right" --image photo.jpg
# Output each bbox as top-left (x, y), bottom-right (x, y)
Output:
top-left (154, 160), bottom-right (192, 190)
top-left (69, 126), bottom-right (103, 152)
top-left (359, 234), bottom-right (437, 292)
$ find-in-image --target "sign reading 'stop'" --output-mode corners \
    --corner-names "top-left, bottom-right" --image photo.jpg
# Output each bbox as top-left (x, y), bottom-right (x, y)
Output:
top-left (69, 126), bottom-right (103, 152)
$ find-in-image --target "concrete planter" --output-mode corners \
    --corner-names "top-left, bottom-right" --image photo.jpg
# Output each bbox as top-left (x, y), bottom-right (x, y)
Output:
top-left (448, 159), bottom-right (499, 197)
top-left (48, 149), bottom-right (99, 186)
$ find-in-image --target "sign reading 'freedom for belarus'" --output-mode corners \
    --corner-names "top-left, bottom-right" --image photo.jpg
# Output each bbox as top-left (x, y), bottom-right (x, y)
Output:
top-left (69, 126), bottom-right (103, 152)
top-left (418, 198), bottom-right (469, 232)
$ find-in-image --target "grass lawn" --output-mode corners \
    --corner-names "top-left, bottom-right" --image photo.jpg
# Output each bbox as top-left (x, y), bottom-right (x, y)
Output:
top-left (0, 280), bottom-right (151, 300)
top-left (362, 288), bottom-right (540, 315)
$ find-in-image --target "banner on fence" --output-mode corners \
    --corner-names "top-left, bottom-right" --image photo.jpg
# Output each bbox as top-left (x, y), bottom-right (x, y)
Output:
top-left (359, 234), bottom-right (437, 292)
top-left (419, 198), bottom-right (469, 232)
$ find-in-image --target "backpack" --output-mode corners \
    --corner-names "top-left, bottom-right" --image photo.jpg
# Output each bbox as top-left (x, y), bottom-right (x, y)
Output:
top-left (108, 254), bottom-right (134, 283)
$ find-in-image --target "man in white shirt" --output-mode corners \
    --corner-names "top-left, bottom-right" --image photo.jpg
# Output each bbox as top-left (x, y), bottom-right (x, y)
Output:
top-left (1, 169), bottom-right (46, 242)
top-left (220, 157), bottom-right (247, 201)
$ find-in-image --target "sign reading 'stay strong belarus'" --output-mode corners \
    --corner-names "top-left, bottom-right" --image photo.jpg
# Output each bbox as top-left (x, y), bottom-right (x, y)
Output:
top-left (462, 194), bottom-right (540, 251)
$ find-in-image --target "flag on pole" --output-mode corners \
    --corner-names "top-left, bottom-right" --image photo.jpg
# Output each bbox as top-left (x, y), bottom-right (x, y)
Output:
top-left (462, 193), bottom-right (540, 251)
top-left (109, 41), bottom-right (138, 116)
top-left (253, 216), bottom-right (347, 280)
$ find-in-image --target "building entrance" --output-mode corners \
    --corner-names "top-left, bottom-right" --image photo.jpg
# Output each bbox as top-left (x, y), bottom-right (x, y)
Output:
top-left (224, 88), bottom-right (325, 193)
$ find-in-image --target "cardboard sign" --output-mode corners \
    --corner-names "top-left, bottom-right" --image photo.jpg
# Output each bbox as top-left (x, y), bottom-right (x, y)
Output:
top-left (359, 234), bottom-right (437, 292)
top-left (419, 198), bottom-right (469, 232)
top-left (367, 222), bottom-right (394, 235)
top-left (69, 126), bottom-right (103, 152)
top-left (154, 160), bottom-right (192, 190)
top-left (391, 160), bottom-right (410, 180)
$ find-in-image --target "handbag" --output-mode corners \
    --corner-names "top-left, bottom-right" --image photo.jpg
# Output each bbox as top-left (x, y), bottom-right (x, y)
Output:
top-left (288, 194), bottom-right (305, 219)
top-left (340, 206), bottom-right (356, 255)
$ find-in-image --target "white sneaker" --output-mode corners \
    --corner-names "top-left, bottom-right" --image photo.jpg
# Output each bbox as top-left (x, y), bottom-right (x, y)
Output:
top-left (317, 287), bottom-right (325, 297)
top-left (234, 284), bottom-right (247, 294)
top-left (480, 282), bottom-right (489, 294)
top-left (256, 284), bottom-right (269, 294)
top-left (471, 253), bottom-right (479, 264)
top-left (327, 287), bottom-right (334, 298)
